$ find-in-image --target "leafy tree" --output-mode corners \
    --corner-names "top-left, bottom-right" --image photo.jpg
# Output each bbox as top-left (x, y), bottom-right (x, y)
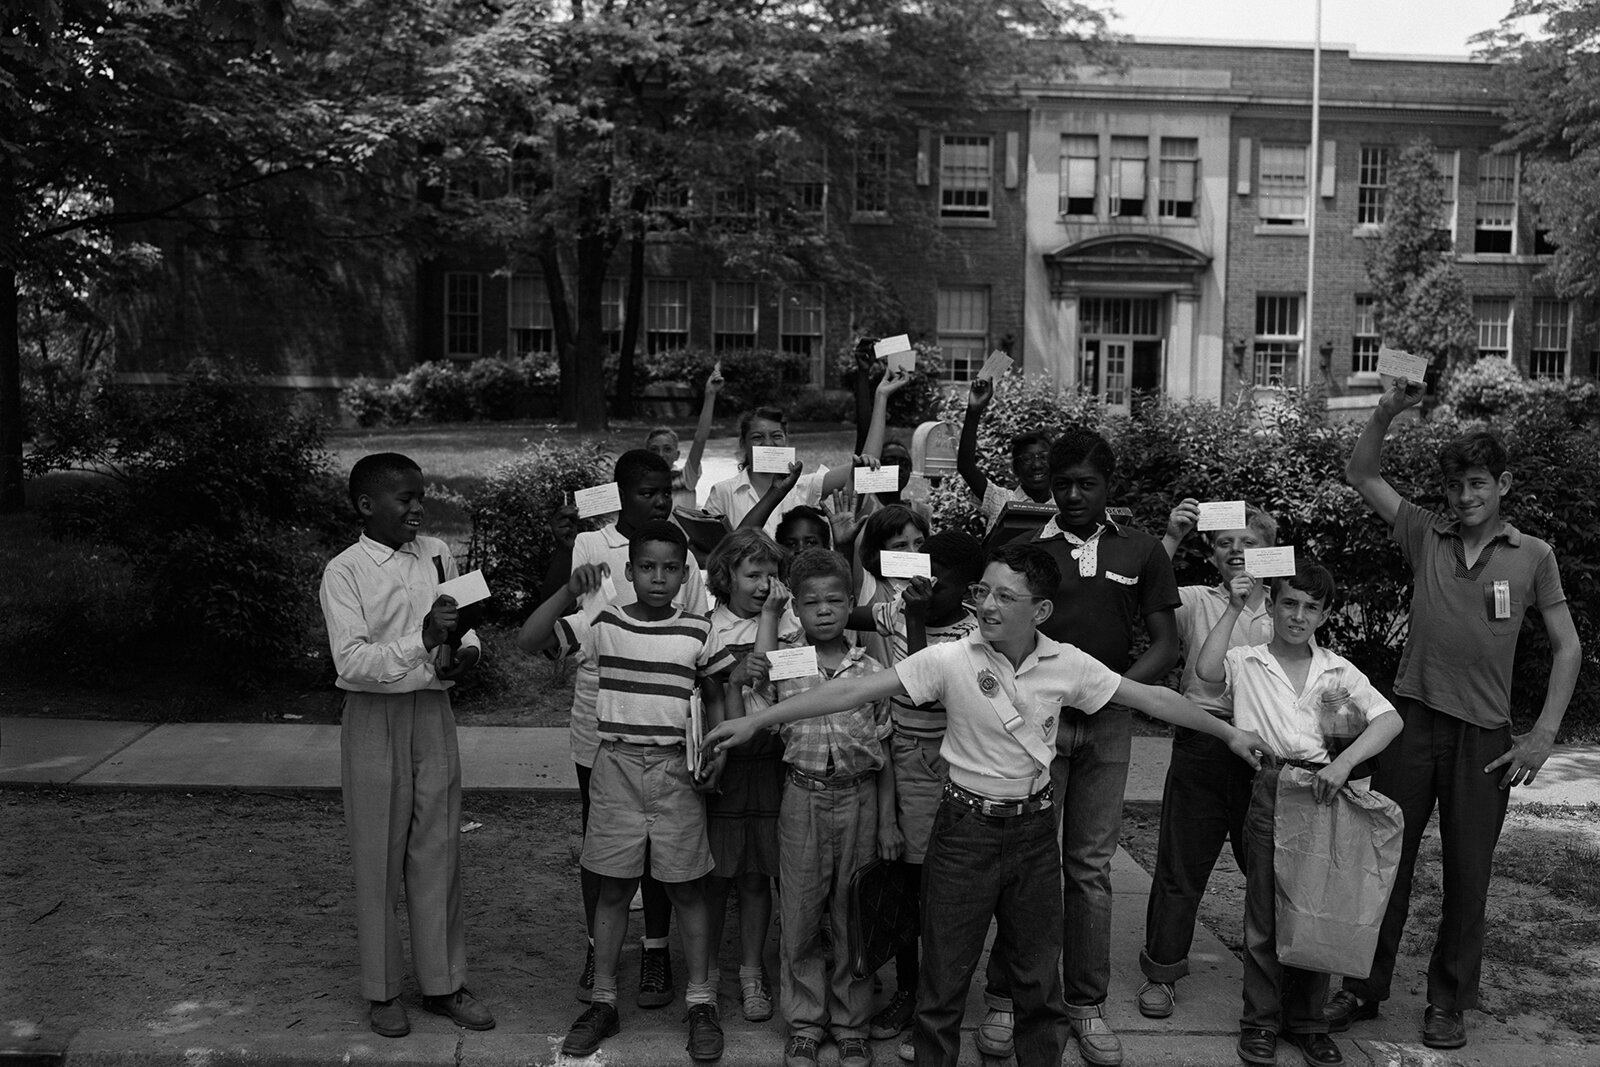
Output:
top-left (427, 1), bottom-right (1114, 430)
top-left (1365, 139), bottom-right (1476, 372)
top-left (1476, 1), bottom-right (1600, 298)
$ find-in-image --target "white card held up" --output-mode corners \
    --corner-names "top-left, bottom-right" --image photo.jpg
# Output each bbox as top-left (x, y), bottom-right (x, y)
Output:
top-left (880, 551), bottom-right (932, 579)
top-left (752, 445), bottom-right (797, 474)
top-left (436, 569), bottom-right (491, 607)
top-left (978, 350), bottom-right (1014, 381)
top-left (574, 481), bottom-right (622, 519)
top-left (874, 334), bottom-right (912, 360)
top-left (1196, 500), bottom-right (1248, 532)
top-left (854, 465), bottom-right (900, 493)
top-left (767, 645), bottom-right (820, 681)
top-left (1376, 345), bottom-right (1429, 383)
top-left (1243, 546), bottom-right (1297, 578)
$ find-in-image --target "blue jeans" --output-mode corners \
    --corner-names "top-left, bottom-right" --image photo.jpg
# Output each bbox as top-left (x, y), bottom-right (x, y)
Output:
top-left (1241, 760), bottom-right (1330, 1034)
top-left (1141, 726), bottom-right (1253, 984)
top-left (913, 798), bottom-right (1067, 1067)
top-left (986, 706), bottom-right (1131, 1009)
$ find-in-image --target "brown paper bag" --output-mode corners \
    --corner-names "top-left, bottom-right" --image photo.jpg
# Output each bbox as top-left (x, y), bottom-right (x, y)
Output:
top-left (1273, 765), bottom-right (1404, 977)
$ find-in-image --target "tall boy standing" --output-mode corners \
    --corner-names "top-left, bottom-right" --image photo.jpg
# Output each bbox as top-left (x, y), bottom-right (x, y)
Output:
top-left (704, 544), bottom-right (1266, 1067)
top-left (1334, 379), bottom-right (1580, 1048)
top-left (1195, 564), bottom-right (1403, 1067)
top-left (520, 520), bottom-right (732, 1063)
top-left (319, 452), bottom-right (495, 1037)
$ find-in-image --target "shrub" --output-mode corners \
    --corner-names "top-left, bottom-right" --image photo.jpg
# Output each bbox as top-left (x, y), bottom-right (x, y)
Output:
top-left (24, 363), bottom-right (346, 683)
top-left (340, 355), bottom-right (558, 427)
top-left (788, 387), bottom-right (856, 423)
top-left (464, 440), bottom-right (613, 618)
top-left (1441, 355), bottom-right (1529, 420)
top-left (641, 346), bottom-right (811, 415)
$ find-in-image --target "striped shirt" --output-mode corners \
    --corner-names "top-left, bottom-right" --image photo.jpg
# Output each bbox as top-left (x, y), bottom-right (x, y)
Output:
top-left (872, 598), bottom-right (981, 739)
top-left (752, 636), bottom-right (889, 778)
top-left (555, 607), bottom-right (735, 745)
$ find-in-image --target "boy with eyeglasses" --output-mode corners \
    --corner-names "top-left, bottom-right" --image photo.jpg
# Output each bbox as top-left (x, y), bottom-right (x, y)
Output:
top-left (703, 544), bottom-right (1267, 1067)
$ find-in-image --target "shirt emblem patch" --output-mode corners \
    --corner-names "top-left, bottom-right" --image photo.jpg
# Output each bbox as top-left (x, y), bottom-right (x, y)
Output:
top-left (978, 669), bottom-right (1000, 696)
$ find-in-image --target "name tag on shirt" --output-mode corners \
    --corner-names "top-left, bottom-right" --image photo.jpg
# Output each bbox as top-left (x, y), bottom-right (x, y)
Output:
top-left (1243, 546), bottom-right (1297, 578)
top-left (752, 446), bottom-right (797, 474)
top-left (767, 645), bottom-right (819, 681)
top-left (880, 551), bottom-right (932, 579)
top-left (436, 569), bottom-right (490, 607)
top-left (1489, 579), bottom-right (1512, 620)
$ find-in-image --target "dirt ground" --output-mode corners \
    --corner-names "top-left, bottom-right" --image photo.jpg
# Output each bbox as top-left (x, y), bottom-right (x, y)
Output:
top-left (5, 789), bottom-right (1596, 1045)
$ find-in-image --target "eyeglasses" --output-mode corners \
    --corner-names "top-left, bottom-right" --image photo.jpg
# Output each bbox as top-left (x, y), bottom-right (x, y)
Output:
top-left (964, 583), bottom-right (1046, 609)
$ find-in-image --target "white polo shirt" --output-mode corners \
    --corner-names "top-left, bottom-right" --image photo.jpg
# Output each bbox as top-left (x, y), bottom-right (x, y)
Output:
top-left (1176, 585), bottom-right (1273, 716)
top-left (896, 631), bottom-right (1121, 800)
top-left (1221, 644), bottom-right (1395, 764)
top-left (704, 468), bottom-right (831, 538)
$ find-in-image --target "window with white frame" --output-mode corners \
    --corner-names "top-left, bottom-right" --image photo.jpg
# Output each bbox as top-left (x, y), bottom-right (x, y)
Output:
top-left (939, 135), bottom-right (992, 219)
top-left (601, 278), bottom-right (624, 353)
top-left (509, 275), bottom-right (555, 356)
top-left (779, 284), bottom-right (824, 360)
top-left (1474, 297), bottom-right (1512, 358)
top-left (1434, 149), bottom-right (1458, 247)
top-left (445, 273), bottom-right (482, 358)
top-left (1110, 136), bottom-right (1148, 218)
top-left (1353, 295), bottom-right (1381, 374)
top-left (1357, 146), bottom-right (1390, 226)
top-left (852, 136), bottom-right (891, 217)
top-left (645, 278), bottom-right (691, 353)
top-left (712, 281), bottom-right (758, 351)
top-left (784, 145), bottom-right (827, 221)
top-left (936, 287), bottom-right (989, 382)
top-left (1258, 144), bottom-right (1309, 225)
top-left (1059, 135), bottom-right (1098, 216)
top-left (1530, 299), bottom-right (1570, 378)
top-left (1474, 153), bottom-right (1517, 254)
top-left (1253, 294), bottom-right (1302, 386)
top-left (1159, 138), bottom-right (1198, 219)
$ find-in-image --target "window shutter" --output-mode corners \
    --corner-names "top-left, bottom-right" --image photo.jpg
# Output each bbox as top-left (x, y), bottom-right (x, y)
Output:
top-left (1005, 131), bottom-right (1019, 190)
top-left (1236, 138), bottom-right (1252, 195)
top-left (1320, 140), bottom-right (1337, 198)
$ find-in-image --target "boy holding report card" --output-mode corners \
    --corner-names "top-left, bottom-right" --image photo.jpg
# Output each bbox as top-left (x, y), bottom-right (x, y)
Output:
top-left (706, 543), bottom-right (1267, 1067)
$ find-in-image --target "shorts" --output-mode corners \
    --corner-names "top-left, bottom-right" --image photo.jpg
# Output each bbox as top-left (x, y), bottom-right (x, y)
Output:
top-left (890, 731), bottom-right (947, 864)
top-left (581, 740), bottom-right (713, 883)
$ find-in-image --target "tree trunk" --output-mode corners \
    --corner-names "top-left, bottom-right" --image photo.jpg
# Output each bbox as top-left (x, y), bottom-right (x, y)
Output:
top-left (536, 242), bottom-right (577, 421)
top-left (613, 189), bottom-right (650, 418)
top-left (570, 229), bottom-right (611, 432)
top-left (0, 268), bottom-right (24, 512)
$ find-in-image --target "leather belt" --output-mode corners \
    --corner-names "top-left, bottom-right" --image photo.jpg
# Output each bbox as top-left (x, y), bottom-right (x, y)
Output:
top-left (943, 780), bottom-right (1053, 818)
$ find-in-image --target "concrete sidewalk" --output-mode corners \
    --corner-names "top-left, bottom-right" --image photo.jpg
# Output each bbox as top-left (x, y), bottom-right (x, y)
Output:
top-left (4, 717), bottom-right (1597, 1066)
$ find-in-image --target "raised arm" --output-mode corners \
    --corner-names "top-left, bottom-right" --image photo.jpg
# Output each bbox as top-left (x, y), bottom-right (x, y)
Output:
top-left (1161, 498), bottom-right (1200, 560)
top-left (1195, 574), bottom-right (1253, 683)
top-left (1345, 378), bottom-right (1422, 527)
top-left (861, 367), bottom-right (909, 463)
top-left (736, 462), bottom-right (804, 532)
top-left (956, 378), bottom-right (995, 500)
top-left (852, 338), bottom-right (878, 454)
top-left (515, 564), bottom-right (608, 654)
top-left (682, 364), bottom-right (724, 491)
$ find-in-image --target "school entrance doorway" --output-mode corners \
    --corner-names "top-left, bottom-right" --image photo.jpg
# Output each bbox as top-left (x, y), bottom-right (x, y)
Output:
top-left (1077, 296), bottom-right (1163, 415)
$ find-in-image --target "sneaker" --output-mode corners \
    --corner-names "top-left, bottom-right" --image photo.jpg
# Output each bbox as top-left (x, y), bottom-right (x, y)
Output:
top-left (837, 1036), bottom-right (873, 1067)
top-left (869, 988), bottom-right (916, 1039)
top-left (741, 970), bottom-right (774, 1022)
top-left (368, 997), bottom-right (410, 1038)
top-left (974, 1008), bottom-right (1014, 1057)
top-left (577, 943), bottom-right (595, 1003)
top-left (421, 986), bottom-right (495, 1030)
top-left (1137, 980), bottom-right (1175, 1019)
top-left (1068, 1005), bottom-right (1123, 1067)
top-left (562, 1003), bottom-right (620, 1057)
top-left (638, 946), bottom-right (675, 1008)
top-left (784, 1034), bottom-right (820, 1067)
top-left (686, 1002), bottom-right (725, 1062)
top-left (1324, 990), bottom-right (1379, 1032)
top-left (896, 1036), bottom-right (914, 1063)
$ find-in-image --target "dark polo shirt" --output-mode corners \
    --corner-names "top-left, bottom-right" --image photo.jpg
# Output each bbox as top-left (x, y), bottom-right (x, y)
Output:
top-left (1391, 498), bottom-right (1565, 729)
top-left (1021, 516), bottom-right (1181, 673)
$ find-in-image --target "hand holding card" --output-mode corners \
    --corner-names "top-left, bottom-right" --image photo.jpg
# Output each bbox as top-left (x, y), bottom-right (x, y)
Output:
top-left (752, 446), bottom-right (798, 474)
top-left (1376, 345), bottom-right (1429, 384)
top-left (767, 645), bottom-right (820, 681)
top-left (436, 569), bottom-right (491, 608)
top-left (879, 551), bottom-right (932, 579)
top-left (854, 466), bottom-right (900, 494)
top-left (1243, 546), bottom-right (1297, 578)
top-left (574, 482), bottom-right (622, 519)
top-left (1196, 500), bottom-right (1248, 532)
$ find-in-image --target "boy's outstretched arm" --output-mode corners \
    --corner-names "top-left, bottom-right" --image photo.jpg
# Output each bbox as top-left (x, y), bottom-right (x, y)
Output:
top-left (703, 670), bottom-right (909, 755)
top-left (515, 564), bottom-right (608, 653)
top-left (1113, 677), bottom-right (1269, 768)
top-left (1345, 378), bottom-right (1422, 526)
top-left (1485, 601), bottom-right (1581, 788)
top-left (956, 378), bottom-right (994, 500)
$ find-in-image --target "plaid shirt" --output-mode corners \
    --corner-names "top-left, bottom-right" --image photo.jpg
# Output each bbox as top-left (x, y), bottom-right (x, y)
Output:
top-left (753, 635), bottom-right (889, 778)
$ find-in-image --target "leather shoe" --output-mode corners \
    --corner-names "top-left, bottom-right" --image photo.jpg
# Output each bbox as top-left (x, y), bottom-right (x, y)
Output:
top-left (1236, 1027), bottom-right (1277, 1065)
top-left (421, 987), bottom-right (495, 1030)
top-left (1068, 1006), bottom-right (1123, 1067)
top-left (1137, 980), bottom-right (1175, 1019)
top-left (564, 1003), bottom-right (621, 1057)
top-left (1324, 989), bottom-right (1378, 1032)
top-left (1423, 1004), bottom-right (1467, 1049)
top-left (1286, 1031), bottom-right (1344, 1066)
top-left (368, 997), bottom-right (410, 1038)
top-left (685, 1002), bottom-right (724, 1062)
top-left (975, 1008), bottom-right (1014, 1057)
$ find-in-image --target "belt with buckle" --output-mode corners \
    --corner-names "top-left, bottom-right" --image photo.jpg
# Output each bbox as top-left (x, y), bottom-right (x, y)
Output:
top-left (943, 780), bottom-right (1052, 817)
top-left (787, 766), bottom-right (876, 791)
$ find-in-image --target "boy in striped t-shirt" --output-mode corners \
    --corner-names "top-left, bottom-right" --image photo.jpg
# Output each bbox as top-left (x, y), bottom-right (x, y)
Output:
top-left (519, 520), bottom-right (735, 1063)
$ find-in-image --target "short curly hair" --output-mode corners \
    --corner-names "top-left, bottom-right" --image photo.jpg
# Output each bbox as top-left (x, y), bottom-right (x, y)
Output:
top-left (788, 547), bottom-right (853, 597)
top-left (704, 528), bottom-right (789, 603)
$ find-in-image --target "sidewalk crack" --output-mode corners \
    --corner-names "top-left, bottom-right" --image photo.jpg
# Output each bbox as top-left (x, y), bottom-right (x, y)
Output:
top-left (454, 1032), bottom-right (465, 1067)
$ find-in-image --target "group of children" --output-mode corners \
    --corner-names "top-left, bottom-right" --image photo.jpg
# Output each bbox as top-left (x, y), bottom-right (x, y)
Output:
top-left (320, 362), bottom-right (1578, 1067)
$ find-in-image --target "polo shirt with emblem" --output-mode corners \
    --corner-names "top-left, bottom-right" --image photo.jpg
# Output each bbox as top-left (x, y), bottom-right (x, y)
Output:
top-left (1023, 515), bottom-right (1181, 673)
top-left (1391, 498), bottom-right (1565, 729)
top-left (1176, 585), bottom-right (1274, 717)
top-left (1222, 643), bottom-right (1395, 765)
top-left (896, 631), bottom-right (1122, 800)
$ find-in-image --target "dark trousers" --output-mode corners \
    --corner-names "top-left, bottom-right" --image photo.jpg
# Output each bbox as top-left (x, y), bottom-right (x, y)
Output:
top-left (1342, 699), bottom-right (1511, 1012)
top-left (1241, 760), bottom-right (1329, 1034)
top-left (913, 799), bottom-right (1067, 1067)
top-left (1142, 726), bottom-right (1254, 983)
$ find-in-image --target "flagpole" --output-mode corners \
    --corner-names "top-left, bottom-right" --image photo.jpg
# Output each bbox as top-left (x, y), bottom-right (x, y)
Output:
top-left (1305, 0), bottom-right (1323, 391)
